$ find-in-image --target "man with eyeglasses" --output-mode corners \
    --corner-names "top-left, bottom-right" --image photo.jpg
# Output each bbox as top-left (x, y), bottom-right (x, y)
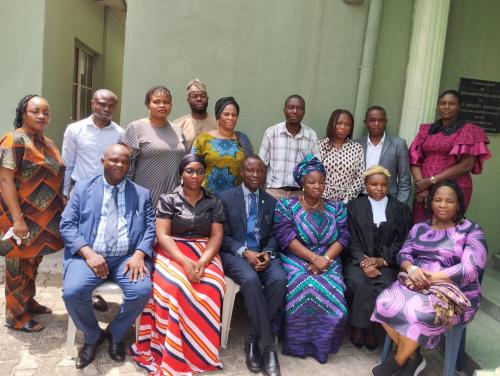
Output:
top-left (173, 79), bottom-right (217, 150)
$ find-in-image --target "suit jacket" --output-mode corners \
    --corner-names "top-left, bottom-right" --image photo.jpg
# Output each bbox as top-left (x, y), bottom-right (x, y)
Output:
top-left (357, 134), bottom-right (411, 203)
top-left (60, 175), bottom-right (156, 267)
top-left (345, 195), bottom-right (411, 266)
top-left (219, 185), bottom-right (278, 256)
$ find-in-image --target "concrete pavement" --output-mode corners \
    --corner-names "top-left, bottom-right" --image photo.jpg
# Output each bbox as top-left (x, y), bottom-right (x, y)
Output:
top-left (0, 252), bottom-right (445, 376)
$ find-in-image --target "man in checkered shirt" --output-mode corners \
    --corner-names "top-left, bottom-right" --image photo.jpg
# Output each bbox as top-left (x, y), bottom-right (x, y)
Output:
top-left (258, 94), bottom-right (319, 199)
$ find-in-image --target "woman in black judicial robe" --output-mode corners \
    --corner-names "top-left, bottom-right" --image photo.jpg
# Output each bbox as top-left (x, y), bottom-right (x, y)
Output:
top-left (344, 165), bottom-right (412, 350)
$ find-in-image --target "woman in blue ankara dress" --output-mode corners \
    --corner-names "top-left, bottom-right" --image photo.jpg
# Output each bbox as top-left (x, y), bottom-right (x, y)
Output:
top-left (273, 154), bottom-right (350, 363)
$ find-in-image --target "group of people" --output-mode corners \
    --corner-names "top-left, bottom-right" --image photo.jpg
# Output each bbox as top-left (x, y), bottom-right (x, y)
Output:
top-left (0, 79), bottom-right (491, 376)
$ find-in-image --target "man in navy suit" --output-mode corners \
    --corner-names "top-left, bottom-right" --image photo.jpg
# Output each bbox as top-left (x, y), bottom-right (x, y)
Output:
top-left (219, 155), bottom-right (287, 376)
top-left (60, 144), bottom-right (155, 369)
top-left (357, 106), bottom-right (411, 203)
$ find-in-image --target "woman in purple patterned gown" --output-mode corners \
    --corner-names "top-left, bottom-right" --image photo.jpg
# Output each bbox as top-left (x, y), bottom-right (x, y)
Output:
top-left (370, 181), bottom-right (487, 376)
top-left (273, 154), bottom-right (350, 364)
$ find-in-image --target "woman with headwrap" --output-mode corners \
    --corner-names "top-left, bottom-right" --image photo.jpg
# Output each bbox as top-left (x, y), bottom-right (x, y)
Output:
top-left (130, 154), bottom-right (226, 375)
top-left (192, 96), bottom-right (253, 195)
top-left (344, 166), bottom-right (412, 350)
top-left (273, 154), bottom-right (350, 364)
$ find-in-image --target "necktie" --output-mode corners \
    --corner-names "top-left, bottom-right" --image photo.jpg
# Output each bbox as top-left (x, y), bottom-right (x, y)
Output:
top-left (104, 186), bottom-right (119, 252)
top-left (246, 192), bottom-right (258, 250)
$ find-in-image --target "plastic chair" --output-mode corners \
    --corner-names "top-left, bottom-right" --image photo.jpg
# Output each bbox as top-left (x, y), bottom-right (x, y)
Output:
top-left (220, 276), bottom-right (240, 349)
top-left (65, 281), bottom-right (141, 359)
top-left (380, 324), bottom-right (467, 376)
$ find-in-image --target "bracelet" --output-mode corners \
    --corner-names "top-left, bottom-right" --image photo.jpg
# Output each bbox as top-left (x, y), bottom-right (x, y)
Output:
top-left (310, 254), bottom-right (317, 263)
top-left (408, 265), bottom-right (419, 275)
top-left (430, 176), bottom-right (437, 185)
top-left (382, 259), bottom-right (388, 267)
top-left (324, 254), bottom-right (332, 262)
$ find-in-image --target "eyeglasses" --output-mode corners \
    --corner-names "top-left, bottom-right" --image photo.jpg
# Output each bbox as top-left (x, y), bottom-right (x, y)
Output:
top-left (184, 168), bottom-right (206, 176)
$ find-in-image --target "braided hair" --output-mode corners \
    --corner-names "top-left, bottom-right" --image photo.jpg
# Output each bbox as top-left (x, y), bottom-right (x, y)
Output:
top-left (14, 94), bottom-right (39, 129)
top-left (144, 85), bottom-right (171, 106)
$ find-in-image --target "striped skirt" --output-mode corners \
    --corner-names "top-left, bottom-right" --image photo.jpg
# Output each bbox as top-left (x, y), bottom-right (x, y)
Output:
top-left (130, 238), bottom-right (226, 375)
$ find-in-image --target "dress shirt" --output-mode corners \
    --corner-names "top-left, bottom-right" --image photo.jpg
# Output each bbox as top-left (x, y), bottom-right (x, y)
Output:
top-left (92, 177), bottom-right (129, 257)
top-left (156, 186), bottom-right (224, 238)
top-left (236, 184), bottom-right (262, 256)
top-left (62, 116), bottom-right (123, 196)
top-left (259, 122), bottom-right (319, 188)
top-left (365, 132), bottom-right (386, 168)
top-left (368, 196), bottom-right (388, 227)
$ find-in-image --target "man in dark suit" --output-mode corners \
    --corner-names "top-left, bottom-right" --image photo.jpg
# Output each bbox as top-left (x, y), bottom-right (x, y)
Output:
top-left (219, 155), bottom-right (287, 376)
top-left (357, 106), bottom-right (411, 203)
top-left (60, 144), bottom-right (155, 369)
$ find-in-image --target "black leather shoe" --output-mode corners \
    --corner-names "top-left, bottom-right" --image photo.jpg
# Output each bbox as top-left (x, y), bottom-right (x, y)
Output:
top-left (76, 330), bottom-right (105, 369)
top-left (263, 350), bottom-right (281, 376)
top-left (107, 330), bottom-right (125, 362)
top-left (245, 341), bottom-right (262, 373)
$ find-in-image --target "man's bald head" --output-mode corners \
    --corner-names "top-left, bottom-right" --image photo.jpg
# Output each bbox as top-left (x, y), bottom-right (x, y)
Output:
top-left (93, 89), bottom-right (118, 102)
top-left (91, 89), bottom-right (118, 127)
top-left (102, 144), bottom-right (131, 185)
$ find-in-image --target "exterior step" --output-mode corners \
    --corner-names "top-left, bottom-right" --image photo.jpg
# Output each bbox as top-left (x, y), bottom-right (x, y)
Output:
top-left (464, 310), bottom-right (500, 371)
top-left (480, 268), bottom-right (500, 323)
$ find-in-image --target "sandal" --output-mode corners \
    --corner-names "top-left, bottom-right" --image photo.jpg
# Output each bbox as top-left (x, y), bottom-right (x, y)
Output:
top-left (5, 319), bottom-right (45, 333)
top-left (28, 300), bottom-right (52, 314)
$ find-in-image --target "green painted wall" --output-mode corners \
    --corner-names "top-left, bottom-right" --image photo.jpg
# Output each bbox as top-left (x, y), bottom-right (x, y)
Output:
top-left (121, 0), bottom-right (371, 147)
top-left (440, 0), bottom-right (500, 255)
top-left (102, 11), bottom-right (125, 123)
top-left (40, 0), bottom-right (125, 147)
top-left (0, 0), bottom-right (46, 136)
top-left (369, 0), bottom-right (414, 136)
top-left (42, 0), bottom-right (105, 146)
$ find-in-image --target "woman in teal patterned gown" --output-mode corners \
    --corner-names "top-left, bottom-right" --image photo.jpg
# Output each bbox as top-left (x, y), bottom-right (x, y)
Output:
top-left (273, 154), bottom-right (350, 363)
top-left (192, 97), bottom-right (252, 195)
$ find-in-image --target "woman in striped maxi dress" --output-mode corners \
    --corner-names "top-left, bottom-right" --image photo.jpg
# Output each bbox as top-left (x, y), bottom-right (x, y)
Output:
top-left (130, 154), bottom-right (226, 375)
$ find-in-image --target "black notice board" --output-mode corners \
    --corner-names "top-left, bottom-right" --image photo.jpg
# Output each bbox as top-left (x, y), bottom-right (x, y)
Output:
top-left (458, 78), bottom-right (500, 133)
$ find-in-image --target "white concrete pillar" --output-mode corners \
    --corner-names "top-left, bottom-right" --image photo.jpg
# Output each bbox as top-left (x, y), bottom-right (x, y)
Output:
top-left (398, 0), bottom-right (450, 143)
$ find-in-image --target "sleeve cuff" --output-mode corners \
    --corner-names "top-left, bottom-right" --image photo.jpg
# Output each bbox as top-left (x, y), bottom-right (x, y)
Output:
top-left (236, 246), bottom-right (246, 257)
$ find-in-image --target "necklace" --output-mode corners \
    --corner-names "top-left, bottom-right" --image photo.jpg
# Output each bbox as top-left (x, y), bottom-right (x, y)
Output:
top-left (301, 195), bottom-right (321, 209)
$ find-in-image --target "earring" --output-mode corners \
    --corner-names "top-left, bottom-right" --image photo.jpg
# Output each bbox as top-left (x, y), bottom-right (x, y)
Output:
top-left (180, 177), bottom-right (184, 186)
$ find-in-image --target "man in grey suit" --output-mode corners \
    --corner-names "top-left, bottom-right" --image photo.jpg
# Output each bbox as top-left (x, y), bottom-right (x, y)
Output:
top-left (357, 106), bottom-right (411, 203)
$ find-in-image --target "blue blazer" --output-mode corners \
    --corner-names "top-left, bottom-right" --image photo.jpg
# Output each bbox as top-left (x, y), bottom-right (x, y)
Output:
top-left (219, 185), bottom-right (278, 256)
top-left (60, 176), bottom-right (156, 266)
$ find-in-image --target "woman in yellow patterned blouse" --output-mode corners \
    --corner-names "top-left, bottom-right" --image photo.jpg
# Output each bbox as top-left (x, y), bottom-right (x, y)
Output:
top-left (192, 97), bottom-right (253, 195)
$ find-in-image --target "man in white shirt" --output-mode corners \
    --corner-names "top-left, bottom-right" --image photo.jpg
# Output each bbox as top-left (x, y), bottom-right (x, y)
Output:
top-left (173, 79), bottom-right (217, 151)
top-left (258, 95), bottom-right (319, 199)
top-left (62, 89), bottom-right (123, 198)
top-left (62, 89), bottom-right (123, 312)
top-left (357, 106), bottom-right (411, 203)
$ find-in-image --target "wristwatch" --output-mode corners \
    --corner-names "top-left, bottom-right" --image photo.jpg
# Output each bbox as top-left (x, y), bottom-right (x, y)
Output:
top-left (430, 176), bottom-right (437, 185)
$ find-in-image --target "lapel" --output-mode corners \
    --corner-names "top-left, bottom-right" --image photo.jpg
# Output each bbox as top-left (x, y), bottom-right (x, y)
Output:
top-left (93, 177), bottom-right (105, 229)
top-left (235, 186), bottom-right (247, 228)
top-left (124, 180), bottom-right (134, 234)
top-left (257, 189), bottom-right (267, 226)
top-left (358, 135), bottom-right (368, 156)
top-left (359, 196), bottom-right (375, 255)
top-left (379, 134), bottom-right (392, 164)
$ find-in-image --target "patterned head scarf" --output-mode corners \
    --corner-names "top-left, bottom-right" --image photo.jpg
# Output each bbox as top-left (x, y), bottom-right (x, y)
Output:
top-left (293, 154), bottom-right (326, 187)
